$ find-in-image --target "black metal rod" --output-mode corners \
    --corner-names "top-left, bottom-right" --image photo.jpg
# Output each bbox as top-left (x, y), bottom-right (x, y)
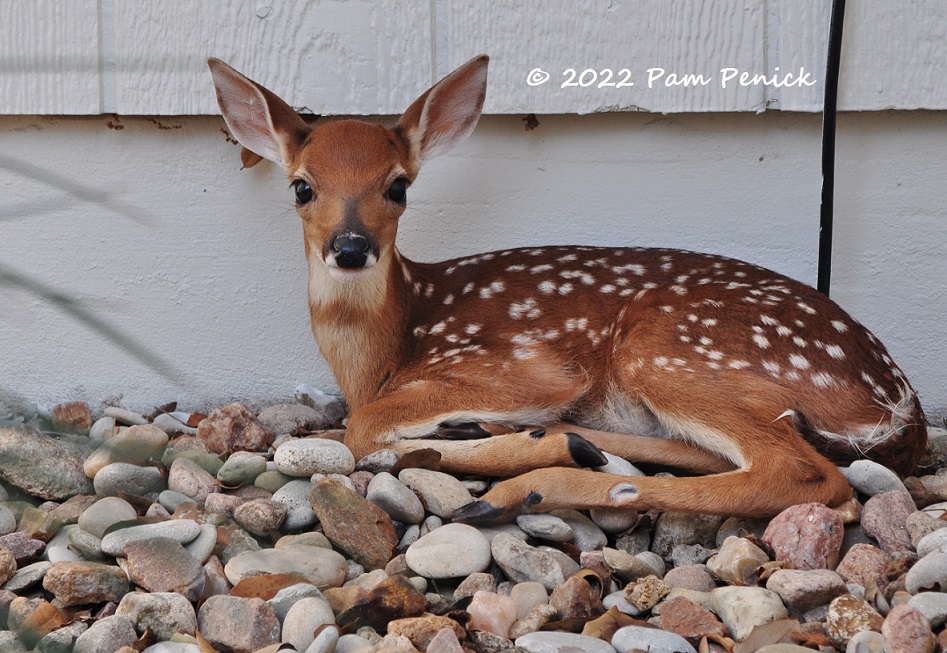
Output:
top-left (818, 0), bottom-right (846, 296)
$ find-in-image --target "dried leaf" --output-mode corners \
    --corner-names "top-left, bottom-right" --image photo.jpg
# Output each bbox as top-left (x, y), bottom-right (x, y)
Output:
top-left (572, 568), bottom-right (604, 598)
top-left (580, 606), bottom-right (643, 641)
top-left (522, 113), bottom-right (540, 131)
top-left (195, 629), bottom-right (220, 653)
top-left (19, 602), bottom-right (64, 648)
top-left (790, 630), bottom-right (834, 648)
top-left (151, 401), bottom-right (177, 418)
top-left (705, 632), bottom-right (736, 652)
top-left (240, 148), bottom-right (264, 169)
top-left (133, 627), bottom-right (156, 652)
top-left (230, 574), bottom-right (312, 600)
top-left (187, 412), bottom-right (208, 428)
top-left (756, 559), bottom-right (793, 583)
top-left (733, 618), bottom-right (799, 653)
top-left (390, 448), bottom-right (441, 475)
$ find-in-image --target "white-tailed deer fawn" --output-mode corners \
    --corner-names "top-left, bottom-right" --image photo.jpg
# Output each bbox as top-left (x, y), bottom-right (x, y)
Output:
top-left (209, 55), bottom-right (927, 521)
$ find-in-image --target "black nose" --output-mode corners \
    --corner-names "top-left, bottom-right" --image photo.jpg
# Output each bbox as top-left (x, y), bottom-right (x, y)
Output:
top-left (332, 234), bottom-right (371, 269)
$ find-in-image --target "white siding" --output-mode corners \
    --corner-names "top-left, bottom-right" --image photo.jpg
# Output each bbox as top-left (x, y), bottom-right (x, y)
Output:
top-left (1, 0), bottom-right (945, 115)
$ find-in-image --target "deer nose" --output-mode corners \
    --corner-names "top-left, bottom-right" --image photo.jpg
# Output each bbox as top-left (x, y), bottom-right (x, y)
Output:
top-left (331, 234), bottom-right (371, 269)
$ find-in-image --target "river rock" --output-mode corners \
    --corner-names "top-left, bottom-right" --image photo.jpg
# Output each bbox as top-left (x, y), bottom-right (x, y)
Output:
top-left (710, 586), bottom-right (788, 641)
top-left (612, 624), bottom-right (698, 653)
top-left (652, 512), bottom-right (724, 560)
top-left (123, 537), bottom-right (204, 601)
top-left (196, 403), bottom-right (273, 454)
top-left (93, 463), bottom-right (164, 498)
top-left (100, 519), bottom-right (201, 556)
top-left (762, 503), bottom-right (844, 569)
top-left (707, 536), bottom-right (769, 586)
top-left (0, 424), bottom-right (93, 500)
top-left (216, 453), bottom-right (267, 486)
top-left (861, 491), bottom-right (916, 554)
top-left (367, 472), bottom-right (425, 524)
top-left (517, 631), bottom-right (618, 653)
top-left (907, 550), bottom-right (947, 593)
top-left (516, 514), bottom-right (574, 542)
top-left (276, 438), bottom-right (355, 476)
top-left (765, 569), bottom-right (847, 614)
top-left (836, 543), bottom-right (892, 591)
top-left (167, 458), bottom-right (219, 503)
top-left (405, 523), bottom-right (491, 579)
top-left (198, 595), bottom-right (281, 653)
top-left (83, 424), bottom-right (168, 477)
top-left (491, 533), bottom-right (564, 591)
top-left (257, 403), bottom-right (329, 436)
top-left (824, 594), bottom-right (884, 649)
top-left (281, 596), bottom-right (336, 652)
top-left (72, 615), bottom-right (137, 653)
top-left (882, 604), bottom-right (936, 653)
top-left (309, 478), bottom-right (397, 570)
top-left (399, 468), bottom-right (475, 517)
top-left (842, 460), bottom-right (910, 496)
top-left (42, 561), bottom-right (129, 606)
top-left (224, 545), bottom-right (347, 588)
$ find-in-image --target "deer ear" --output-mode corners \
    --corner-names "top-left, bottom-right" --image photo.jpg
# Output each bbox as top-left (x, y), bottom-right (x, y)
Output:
top-left (208, 59), bottom-right (310, 167)
top-left (396, 55), bottom-right (489, 163)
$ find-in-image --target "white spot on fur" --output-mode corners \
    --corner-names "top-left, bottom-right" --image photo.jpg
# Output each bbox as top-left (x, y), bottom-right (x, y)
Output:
top-left (831, 320), bottom-right (848, 333)
top-left (600, 284), bottom-right (616, 294)
top-left (729, 360), bottom-right (750, 369)
top-left (811, 372), bottom-right (837, 388)
top-left (558, 283), bottom-right (574, 296)
top-left (797, 302), bottom-right (817, 314)
top-left (463, 282), bottom-right (474, 294)
top-left (506, 264), bottom-right (526, 272)
top-left (826, 345), bottom-right (845, 359)
top-left (479, 280), bottom-right (506, 299)
top-left (789, 354), bottom-right (810, 370)
top-left (509, 298), bottom-right (541, 320)
top-left (538, 280), bottom-right (556, 294)
top-left (753, 334), bottom-right (771, 349)
top-left (793, 336), bottom-right (807, 347)
top-left (530, 264), bottom-right (554, 274)
top-left (429, 321), bottom-right (447, 335)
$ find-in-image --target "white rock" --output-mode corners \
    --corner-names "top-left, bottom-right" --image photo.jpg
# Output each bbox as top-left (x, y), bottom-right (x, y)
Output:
top-left (908, 591), bottom-right (947, 628)
top-left (841, 460), bottom-right (909, 496)
top-left (917, 529), bottom-right (947, 558)
top-left (590, 507), bottom-right (638, 534)
top-left (224, 545), bottom-right (347, 589)
top-left (710, 586), bottom-right (789, 641)
top-left (305, 625), bottom-right (340, 653)
top-left (406, 523), bottom-right (492, 579)
top-left (367, 472), bottom-right (425, 524)
top-left (104, 407), bottom-right (148, 425)
top-left (89, 416), bottom-right (117, 441)
top-left (399, 468), bottom-right (475, 518)
top-left (101, 519), bottom-right (202, 556)
top-left (595, 451), bottom-right (646, 476)
top-left (272, 479), bottom-right (317, 530)
top-left (275, 438), bottom-right (355, 476)
top-left (282, 597), bottom-right (336, 652)
top-left (516, 514), bottom-right (574, 542)
top-left (612, 625), bottom-right (697, 653)
top-left (906, 550), bottom-right (947, 593)
top-left (517, 631), bottom-right (618, 653)
top-left (491, 533), bottom-right (564, 591)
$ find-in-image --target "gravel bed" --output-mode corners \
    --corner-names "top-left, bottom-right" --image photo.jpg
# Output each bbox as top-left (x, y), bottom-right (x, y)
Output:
top-left (1, 393), bottom-right (946, 653)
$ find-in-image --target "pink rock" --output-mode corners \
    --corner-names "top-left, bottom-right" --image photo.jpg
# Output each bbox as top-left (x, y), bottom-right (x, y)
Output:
top-left (762, 503), bottom-right (844, 570)
top-left (836, 543), bottom-right (893, 591)
top-left (427, 627), bottom-right (465, 653)
top-left (663, 565), bottom-right (718, 592)
top-left (467, 590), bottom-right (518, 638)
top-left (882, 604), bottom-right (935, 653)
top-left (861, 491), bottom-right (916, 554)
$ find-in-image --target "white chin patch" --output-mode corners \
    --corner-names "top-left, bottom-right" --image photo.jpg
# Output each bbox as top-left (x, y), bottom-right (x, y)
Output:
top-left (324, 255), bottom-right (378, 280)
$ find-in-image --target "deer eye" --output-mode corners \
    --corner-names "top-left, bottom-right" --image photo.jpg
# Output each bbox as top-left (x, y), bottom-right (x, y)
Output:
top-left (387, 177), bottom-right (409, 203)
top-left (293, 180), bottom-right (313, 204)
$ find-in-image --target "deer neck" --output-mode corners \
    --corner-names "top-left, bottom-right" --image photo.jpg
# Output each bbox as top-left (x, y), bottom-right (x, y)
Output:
top-left (306, 246), bottom-right (414, 410)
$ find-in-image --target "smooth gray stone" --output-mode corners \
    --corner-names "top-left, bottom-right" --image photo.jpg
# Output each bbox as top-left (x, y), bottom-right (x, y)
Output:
top-left (517, 631), bottom-right (618, 653)
top-left (612, 625), bottom-right (697, 653)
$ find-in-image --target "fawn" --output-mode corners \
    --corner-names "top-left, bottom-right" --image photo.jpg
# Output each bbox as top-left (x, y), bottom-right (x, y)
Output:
top-left (208, 55), bottom-right (927, 521)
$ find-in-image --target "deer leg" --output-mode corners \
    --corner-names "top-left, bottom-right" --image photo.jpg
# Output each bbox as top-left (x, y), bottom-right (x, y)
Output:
top-left (344, 381), bottom-right (606, 476)
top-left (453, 420), bottom-right (854, 522)
top-left (547, 422), bottom-right (736, 474)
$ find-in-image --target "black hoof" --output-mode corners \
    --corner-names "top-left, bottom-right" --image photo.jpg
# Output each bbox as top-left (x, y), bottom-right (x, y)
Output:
top-left (451, 500), bottom-right (514, 525)
top-left (567, 432), bottom-right (608, 468)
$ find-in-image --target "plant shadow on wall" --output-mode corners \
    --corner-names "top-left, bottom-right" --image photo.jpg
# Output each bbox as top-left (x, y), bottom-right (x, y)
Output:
top-left (0, 151), bottom-right (183, 421)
